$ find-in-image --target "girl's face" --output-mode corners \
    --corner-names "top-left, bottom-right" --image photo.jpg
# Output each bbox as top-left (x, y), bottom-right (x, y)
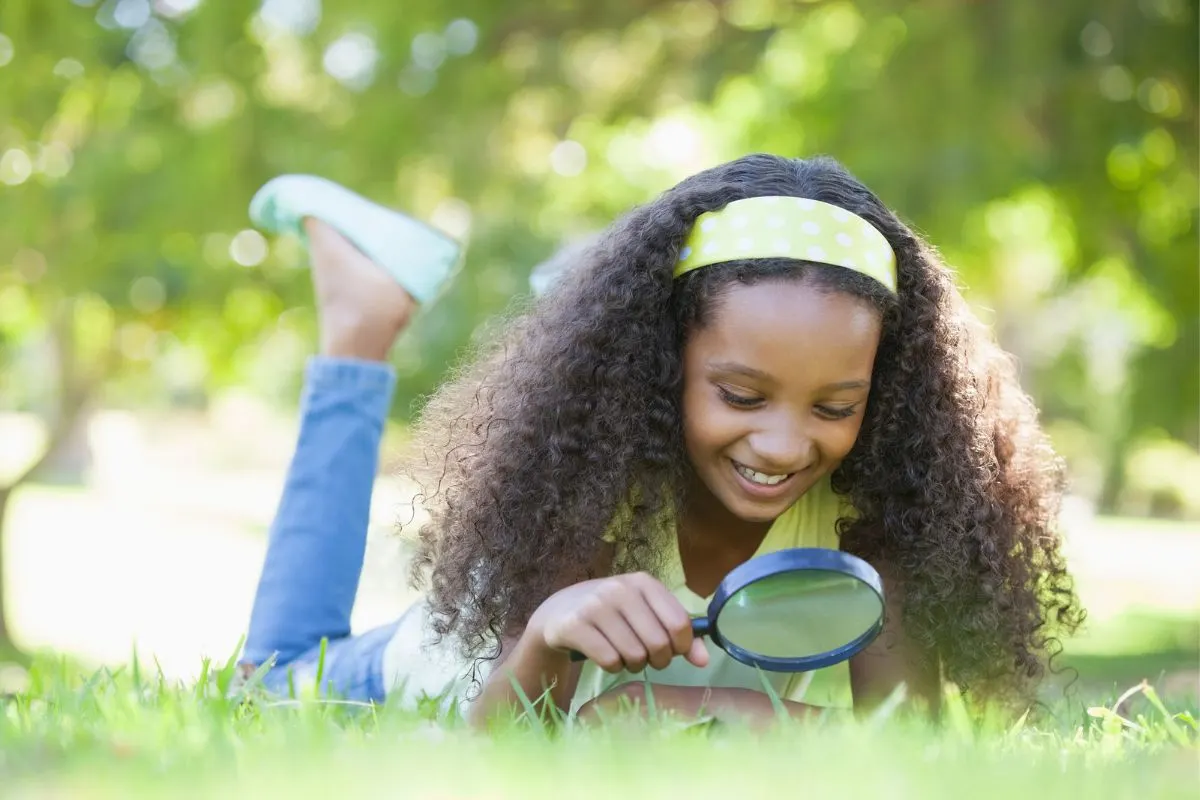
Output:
top-left (682, 279), bottom-right (883, 524)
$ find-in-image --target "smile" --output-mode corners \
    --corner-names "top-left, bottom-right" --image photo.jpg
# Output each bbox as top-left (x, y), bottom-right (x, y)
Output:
top-left (732, 461), bottom-right (793, 487)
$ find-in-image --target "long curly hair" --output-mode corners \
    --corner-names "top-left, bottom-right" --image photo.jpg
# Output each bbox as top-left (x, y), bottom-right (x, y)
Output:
top-left (400, 154), bottom-right (1084, 704)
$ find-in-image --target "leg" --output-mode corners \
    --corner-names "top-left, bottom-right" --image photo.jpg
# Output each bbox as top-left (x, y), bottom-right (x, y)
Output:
top-left (241, 220), bottom-right (416, 697)
top-left (240, 355), bottom-right (396, 668)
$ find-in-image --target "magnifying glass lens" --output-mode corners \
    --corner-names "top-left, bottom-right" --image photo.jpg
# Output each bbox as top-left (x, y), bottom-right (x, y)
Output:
top-left (716, 571), bottom-right (884, 659)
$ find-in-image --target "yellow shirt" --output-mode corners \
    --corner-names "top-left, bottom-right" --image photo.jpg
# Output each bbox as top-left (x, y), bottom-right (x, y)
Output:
top-left (571, 476), bottom-right (855, 713)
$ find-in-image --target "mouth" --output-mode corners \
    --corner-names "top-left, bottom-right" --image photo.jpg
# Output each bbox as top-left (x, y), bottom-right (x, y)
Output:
top-left (730, 459), bottom-right (797, 498)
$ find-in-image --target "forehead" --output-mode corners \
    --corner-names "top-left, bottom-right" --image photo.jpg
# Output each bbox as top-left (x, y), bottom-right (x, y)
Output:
top-left (686, 279), bottom-right (882, 381)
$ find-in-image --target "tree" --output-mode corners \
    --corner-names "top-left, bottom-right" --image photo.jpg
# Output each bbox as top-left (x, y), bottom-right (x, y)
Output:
top-left (0, 0), bottom-right (1194, 658)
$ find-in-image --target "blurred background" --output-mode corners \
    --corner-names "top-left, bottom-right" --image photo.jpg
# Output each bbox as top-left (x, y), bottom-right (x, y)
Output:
top-left (0, 0), bottom-right (1196, 705)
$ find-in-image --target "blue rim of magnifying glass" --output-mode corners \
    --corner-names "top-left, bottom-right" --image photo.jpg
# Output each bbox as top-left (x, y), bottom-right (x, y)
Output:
top-left (707, 548), bottom-right (886, 673)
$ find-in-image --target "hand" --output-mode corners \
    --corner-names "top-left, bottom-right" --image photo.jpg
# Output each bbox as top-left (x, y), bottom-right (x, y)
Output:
top-left (527, 573), bottom-right (710, 674)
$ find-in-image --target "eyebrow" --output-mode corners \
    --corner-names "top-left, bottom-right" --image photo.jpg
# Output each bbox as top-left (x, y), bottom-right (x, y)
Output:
top-left (707, 362), bottom-right (869, 391)
top-left (707, 361), bottom-right (772, 382)
top-left (821, 380), bottom-right (871, 391)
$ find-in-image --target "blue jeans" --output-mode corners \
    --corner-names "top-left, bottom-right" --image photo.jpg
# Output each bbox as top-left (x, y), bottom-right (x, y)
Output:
top-left (242, 357), bottom-right (401, 702)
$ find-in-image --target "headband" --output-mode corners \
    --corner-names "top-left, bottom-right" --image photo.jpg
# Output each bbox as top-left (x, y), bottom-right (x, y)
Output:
top-left (674, 196), bottom-right (898, 293)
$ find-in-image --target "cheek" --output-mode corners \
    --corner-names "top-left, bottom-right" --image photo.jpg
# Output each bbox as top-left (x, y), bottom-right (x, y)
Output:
top-left (820, 416), bottom-right (867, 461)
top-left (681, 386), bottom-right (739, 456)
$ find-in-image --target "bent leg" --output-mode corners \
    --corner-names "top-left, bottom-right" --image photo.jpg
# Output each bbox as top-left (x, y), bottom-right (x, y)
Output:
top-left (257, 601), bottom-right (473, 706)
top-left (236, 210), bottom-right (441, 702)
top-left (242, 357), bottom-right (395, 668)
top-left (257, 618), bottom-right (403, 703)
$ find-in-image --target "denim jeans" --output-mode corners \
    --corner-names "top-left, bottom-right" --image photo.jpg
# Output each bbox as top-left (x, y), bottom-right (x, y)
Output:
top-left (242, 357), bottom-right (402, 702)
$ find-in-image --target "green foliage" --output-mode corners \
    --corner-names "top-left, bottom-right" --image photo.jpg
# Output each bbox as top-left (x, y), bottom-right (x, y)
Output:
top-left (0, 0), bottom-right (1195, 513)
top-left (0, 653), bottom-right (1196, 797)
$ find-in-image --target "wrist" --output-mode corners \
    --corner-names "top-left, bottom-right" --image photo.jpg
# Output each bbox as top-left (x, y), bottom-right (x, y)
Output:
top-left (511, 618), bottom-right (569, 672)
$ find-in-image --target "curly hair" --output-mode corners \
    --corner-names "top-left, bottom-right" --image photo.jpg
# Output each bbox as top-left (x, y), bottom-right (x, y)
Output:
top-left (400, 154), bottom-right (1084, 705)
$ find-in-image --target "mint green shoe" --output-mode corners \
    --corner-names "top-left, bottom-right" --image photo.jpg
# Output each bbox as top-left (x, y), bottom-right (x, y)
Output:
top-left (249, 175), bottom-right (462, 304)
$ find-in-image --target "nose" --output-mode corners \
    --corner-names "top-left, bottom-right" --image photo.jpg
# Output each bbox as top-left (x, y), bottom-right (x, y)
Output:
top-left (746, 416), bottom-right (815, 472)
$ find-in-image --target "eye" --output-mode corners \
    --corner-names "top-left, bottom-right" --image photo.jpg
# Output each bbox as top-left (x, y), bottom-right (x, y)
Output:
top-left (815, 404), bottom-right (858, 420)
top-left (718, 386), bottom-right (763, 409)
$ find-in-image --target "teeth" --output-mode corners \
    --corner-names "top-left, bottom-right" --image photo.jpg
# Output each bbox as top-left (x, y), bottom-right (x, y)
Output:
top-left (734, 463), bottom-right (791, 486)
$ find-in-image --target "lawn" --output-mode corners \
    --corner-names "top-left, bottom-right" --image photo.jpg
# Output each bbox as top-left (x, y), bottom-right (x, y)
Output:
top-left (1, 653), bottom-right (1196, 799)
top-left (2, 548), bottom-right (1197, 798)
top-left (1, 414), bottom-right (1197, 798)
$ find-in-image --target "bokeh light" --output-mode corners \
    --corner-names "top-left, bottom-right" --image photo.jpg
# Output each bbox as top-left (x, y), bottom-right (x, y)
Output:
top-left (0, 149), bottom-right (33, 186)
top-left (550, 140), bottom-right (587, 177)
top-left (258, 0), bottom-right (321, 37)
top-left (444, 18), bottom-right (478, 55)
top-left (230, 230), bottom-right (269, 267)
top-left (323, 32), bottom-right (378, 90)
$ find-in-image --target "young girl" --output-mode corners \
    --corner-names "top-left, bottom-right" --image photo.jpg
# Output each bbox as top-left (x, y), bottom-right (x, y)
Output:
top-left (239, 154), bottom-right (1083, 725)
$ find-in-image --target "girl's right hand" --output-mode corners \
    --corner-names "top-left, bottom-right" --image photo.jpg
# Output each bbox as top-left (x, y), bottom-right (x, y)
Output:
top-left (526, 573), bottom-right (710, 673)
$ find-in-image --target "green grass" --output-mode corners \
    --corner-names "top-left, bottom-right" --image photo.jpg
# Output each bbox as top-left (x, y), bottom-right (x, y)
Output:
top-left (1, 651), bottom-right (1197, 799)
top-left (1, 500), bottom-right (1195, 796)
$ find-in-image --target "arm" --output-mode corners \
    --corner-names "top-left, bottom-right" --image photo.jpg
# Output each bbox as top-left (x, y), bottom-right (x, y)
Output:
top-left (467, 632), bottom-right (584, 726)
top-left (467, 543), bottom-right (610, 727)
top-left (468, 553), bottom-right (709, 728)
top-left (577, 683), bottom-right (827, 730)
top-left (848, 561), bottom-right (941, 716)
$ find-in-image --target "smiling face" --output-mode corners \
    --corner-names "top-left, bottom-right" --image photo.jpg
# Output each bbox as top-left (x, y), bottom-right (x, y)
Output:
top-left (681, 278), bottom-right (883, 524)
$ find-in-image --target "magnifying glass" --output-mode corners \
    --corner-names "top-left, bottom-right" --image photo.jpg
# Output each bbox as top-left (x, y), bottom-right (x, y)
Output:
top-left (571, 548), bottom-right (884, 672)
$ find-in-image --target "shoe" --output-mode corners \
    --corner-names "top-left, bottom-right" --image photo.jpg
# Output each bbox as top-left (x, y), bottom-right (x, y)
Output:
top-left (249, 174), bottom-right (462, 304)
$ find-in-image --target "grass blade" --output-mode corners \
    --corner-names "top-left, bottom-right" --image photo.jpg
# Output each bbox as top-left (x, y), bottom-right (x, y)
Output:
top-left (1140, 682), bottom-right (1192, 747)
top-left (314, 637), bottom-right (329, 696)
top-left (506, 673), bottom-right (547, 737)
top-left (866, 682), bottom-right (908, 729)
top-left (130, 644), bottom-right (141, 693)
top-left (642, 676), bottom-right (658, 721)
top-left (942, 683), bottom-right (974, 742)
top-left (757, 668), bottom-right (792, 720)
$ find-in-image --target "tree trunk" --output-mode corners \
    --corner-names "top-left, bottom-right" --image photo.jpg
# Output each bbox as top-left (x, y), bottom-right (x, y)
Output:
top-left (1098, 423), bottom-right (1134, 514)
top-left (32, 405), bottom-right (94, 486)
top-left (0, 300), bottom-right (114, 663)
top-left (0, 486), bottom-right (18, 662)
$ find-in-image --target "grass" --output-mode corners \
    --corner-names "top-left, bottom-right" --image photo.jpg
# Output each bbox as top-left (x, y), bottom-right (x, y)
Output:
top-left (2, 431), bottom-right (1197, 797)
top-left (0, 650), bottom-right (1197, 799)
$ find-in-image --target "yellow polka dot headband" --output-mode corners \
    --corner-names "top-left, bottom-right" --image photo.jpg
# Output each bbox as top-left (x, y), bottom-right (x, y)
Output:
top-left (674, 196), bottom-right (898, 294)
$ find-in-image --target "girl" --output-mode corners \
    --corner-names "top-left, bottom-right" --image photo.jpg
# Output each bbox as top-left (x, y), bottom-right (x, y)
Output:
top-left (239, 155), bottom-right (1083, 726)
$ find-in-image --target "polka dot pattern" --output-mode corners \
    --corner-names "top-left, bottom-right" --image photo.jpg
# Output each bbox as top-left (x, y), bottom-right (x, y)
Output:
top-left (675, 196), bottom-right (896, 293)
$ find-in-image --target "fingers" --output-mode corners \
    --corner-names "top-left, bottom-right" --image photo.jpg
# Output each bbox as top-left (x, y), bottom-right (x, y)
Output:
top-left (590, 603), bottom-right (650, 673)
top-left (686, 636), bottom-right (710, 668)
top-left (567, 624), bottom-right (623, 673)
top-left (542, 573), bottom-right (705, 675)
top-left (633, 574), bottom-right (697, 663)
top-left (616, 602), bottom-right (675, 671)
top-left (615, 573), bottom-right (697, 672)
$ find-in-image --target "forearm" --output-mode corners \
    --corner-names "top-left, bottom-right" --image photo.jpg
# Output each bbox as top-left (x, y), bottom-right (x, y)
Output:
top-left (690, 686), bottom-right (825, 724)
top-left (579, 683), bottom-right (829, 729)
top-left (468, 634), bottom-right (579, 727)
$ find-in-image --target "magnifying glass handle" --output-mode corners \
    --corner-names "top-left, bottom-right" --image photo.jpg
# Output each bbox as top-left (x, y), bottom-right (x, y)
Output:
top-left (568, 615), bottom-right (711, 662)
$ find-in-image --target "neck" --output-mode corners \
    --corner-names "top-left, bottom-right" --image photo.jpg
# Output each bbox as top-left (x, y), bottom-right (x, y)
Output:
top-left (677, 469), bottom-right (772, 590)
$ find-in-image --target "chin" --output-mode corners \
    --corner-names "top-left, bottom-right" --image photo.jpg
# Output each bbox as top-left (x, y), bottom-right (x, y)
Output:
top-left (718, 470), bottom-right (824, 523)
top-left (725, 495), bottom-right (793, 524)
